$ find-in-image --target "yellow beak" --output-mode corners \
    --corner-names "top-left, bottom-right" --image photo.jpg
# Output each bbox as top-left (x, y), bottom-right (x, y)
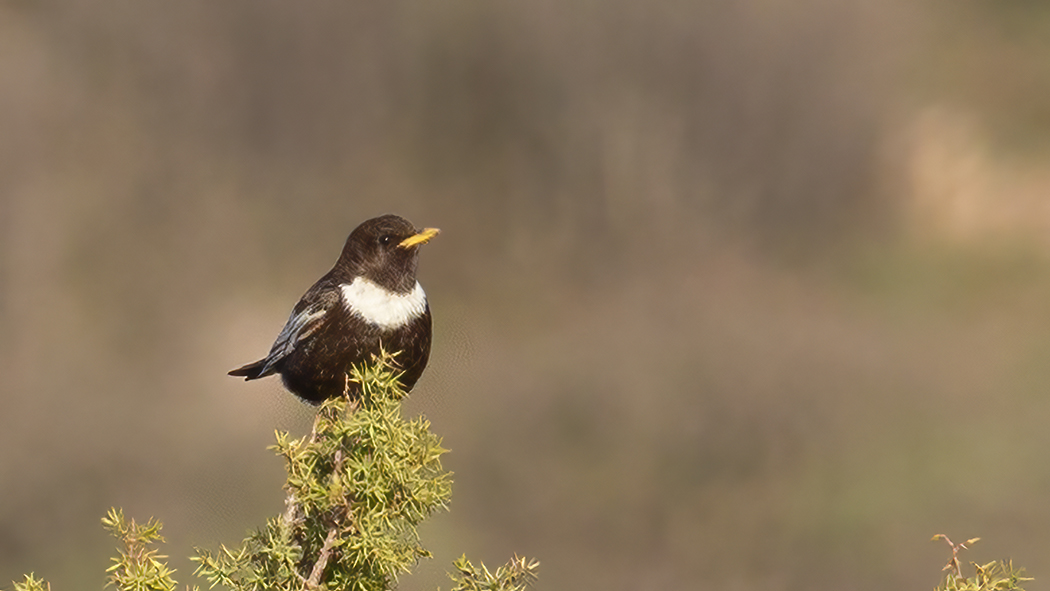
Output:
top-left (398, 227), bottom-right (440, 249)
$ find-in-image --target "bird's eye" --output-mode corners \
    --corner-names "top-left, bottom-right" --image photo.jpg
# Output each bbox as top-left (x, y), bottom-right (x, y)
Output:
top-left (379, 235), bottom-right (393, 246)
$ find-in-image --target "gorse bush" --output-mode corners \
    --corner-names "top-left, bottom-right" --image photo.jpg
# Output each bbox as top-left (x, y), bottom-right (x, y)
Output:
top-left (194, 353), bottom-right (455, 591)
top-left (9, 352), bottom-right (538, 591)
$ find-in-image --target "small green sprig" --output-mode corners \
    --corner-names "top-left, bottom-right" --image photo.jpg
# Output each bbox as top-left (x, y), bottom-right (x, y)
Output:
top-left (446, 555), bottom-right (540, 591)
top-left (933, 535), bottom-right (1032, 591)
top-left (11, 574), bottom-right (49, 591)
top-left (101, 507), bottom-right (186, 591)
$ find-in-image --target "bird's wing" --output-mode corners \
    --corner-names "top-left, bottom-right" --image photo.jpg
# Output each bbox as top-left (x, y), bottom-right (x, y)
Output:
top-left (258, 289), bottom-right (338, 376)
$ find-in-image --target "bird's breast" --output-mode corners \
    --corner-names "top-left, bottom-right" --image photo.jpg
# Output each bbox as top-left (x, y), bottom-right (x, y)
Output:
top-left (339, 277), bottom-right (427, 330)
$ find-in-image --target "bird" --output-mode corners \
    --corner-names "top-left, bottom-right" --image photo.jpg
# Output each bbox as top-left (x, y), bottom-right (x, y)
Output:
top-left (228, 214), bottom-right (439, 403)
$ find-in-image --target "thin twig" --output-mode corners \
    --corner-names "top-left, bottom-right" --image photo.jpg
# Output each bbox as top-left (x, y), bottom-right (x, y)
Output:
top-left (932, 534), bottom-right (979, 578)
top-left (282, 493), bottom-right (299, 528)
top-left (290, 377), bottom-right (358, 589)
top-left (304, 527), bottom-right (339, 590)
top-left (301, 447), bottom-right (345, 589)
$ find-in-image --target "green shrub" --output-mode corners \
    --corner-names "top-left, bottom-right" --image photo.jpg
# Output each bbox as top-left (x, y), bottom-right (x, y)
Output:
top-left (10, 352), bottom-right (537, 591)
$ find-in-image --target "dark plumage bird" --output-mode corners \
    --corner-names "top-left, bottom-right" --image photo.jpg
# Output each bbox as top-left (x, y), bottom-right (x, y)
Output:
top-left (229, 214), bottom-right (439, 403)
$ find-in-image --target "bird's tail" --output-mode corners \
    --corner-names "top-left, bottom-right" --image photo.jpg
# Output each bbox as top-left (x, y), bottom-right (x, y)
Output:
top-left (228, 359), bottom-right (269, 380)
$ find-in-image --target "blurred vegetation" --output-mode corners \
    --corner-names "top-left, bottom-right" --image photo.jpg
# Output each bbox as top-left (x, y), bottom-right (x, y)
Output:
top-left (4, 1), bottom-right (1050, 591)
top-left (921, 0), bottom-right (1050, 153)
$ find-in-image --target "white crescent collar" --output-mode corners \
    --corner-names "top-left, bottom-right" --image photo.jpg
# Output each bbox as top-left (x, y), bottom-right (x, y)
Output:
top-left (340, 277), bottom-right (427, 330)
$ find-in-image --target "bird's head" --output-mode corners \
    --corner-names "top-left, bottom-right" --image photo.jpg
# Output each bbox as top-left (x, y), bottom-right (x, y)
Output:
top-left (338, 214), bottom-right (439, 293)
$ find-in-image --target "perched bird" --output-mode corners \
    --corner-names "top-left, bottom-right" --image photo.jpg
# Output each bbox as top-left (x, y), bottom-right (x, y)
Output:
top-left (229, 214), bottom-right (439, 403)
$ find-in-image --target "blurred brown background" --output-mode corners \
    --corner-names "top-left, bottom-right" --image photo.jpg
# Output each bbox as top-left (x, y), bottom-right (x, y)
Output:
top-left (5, 1), bottom-right (1050, 589)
